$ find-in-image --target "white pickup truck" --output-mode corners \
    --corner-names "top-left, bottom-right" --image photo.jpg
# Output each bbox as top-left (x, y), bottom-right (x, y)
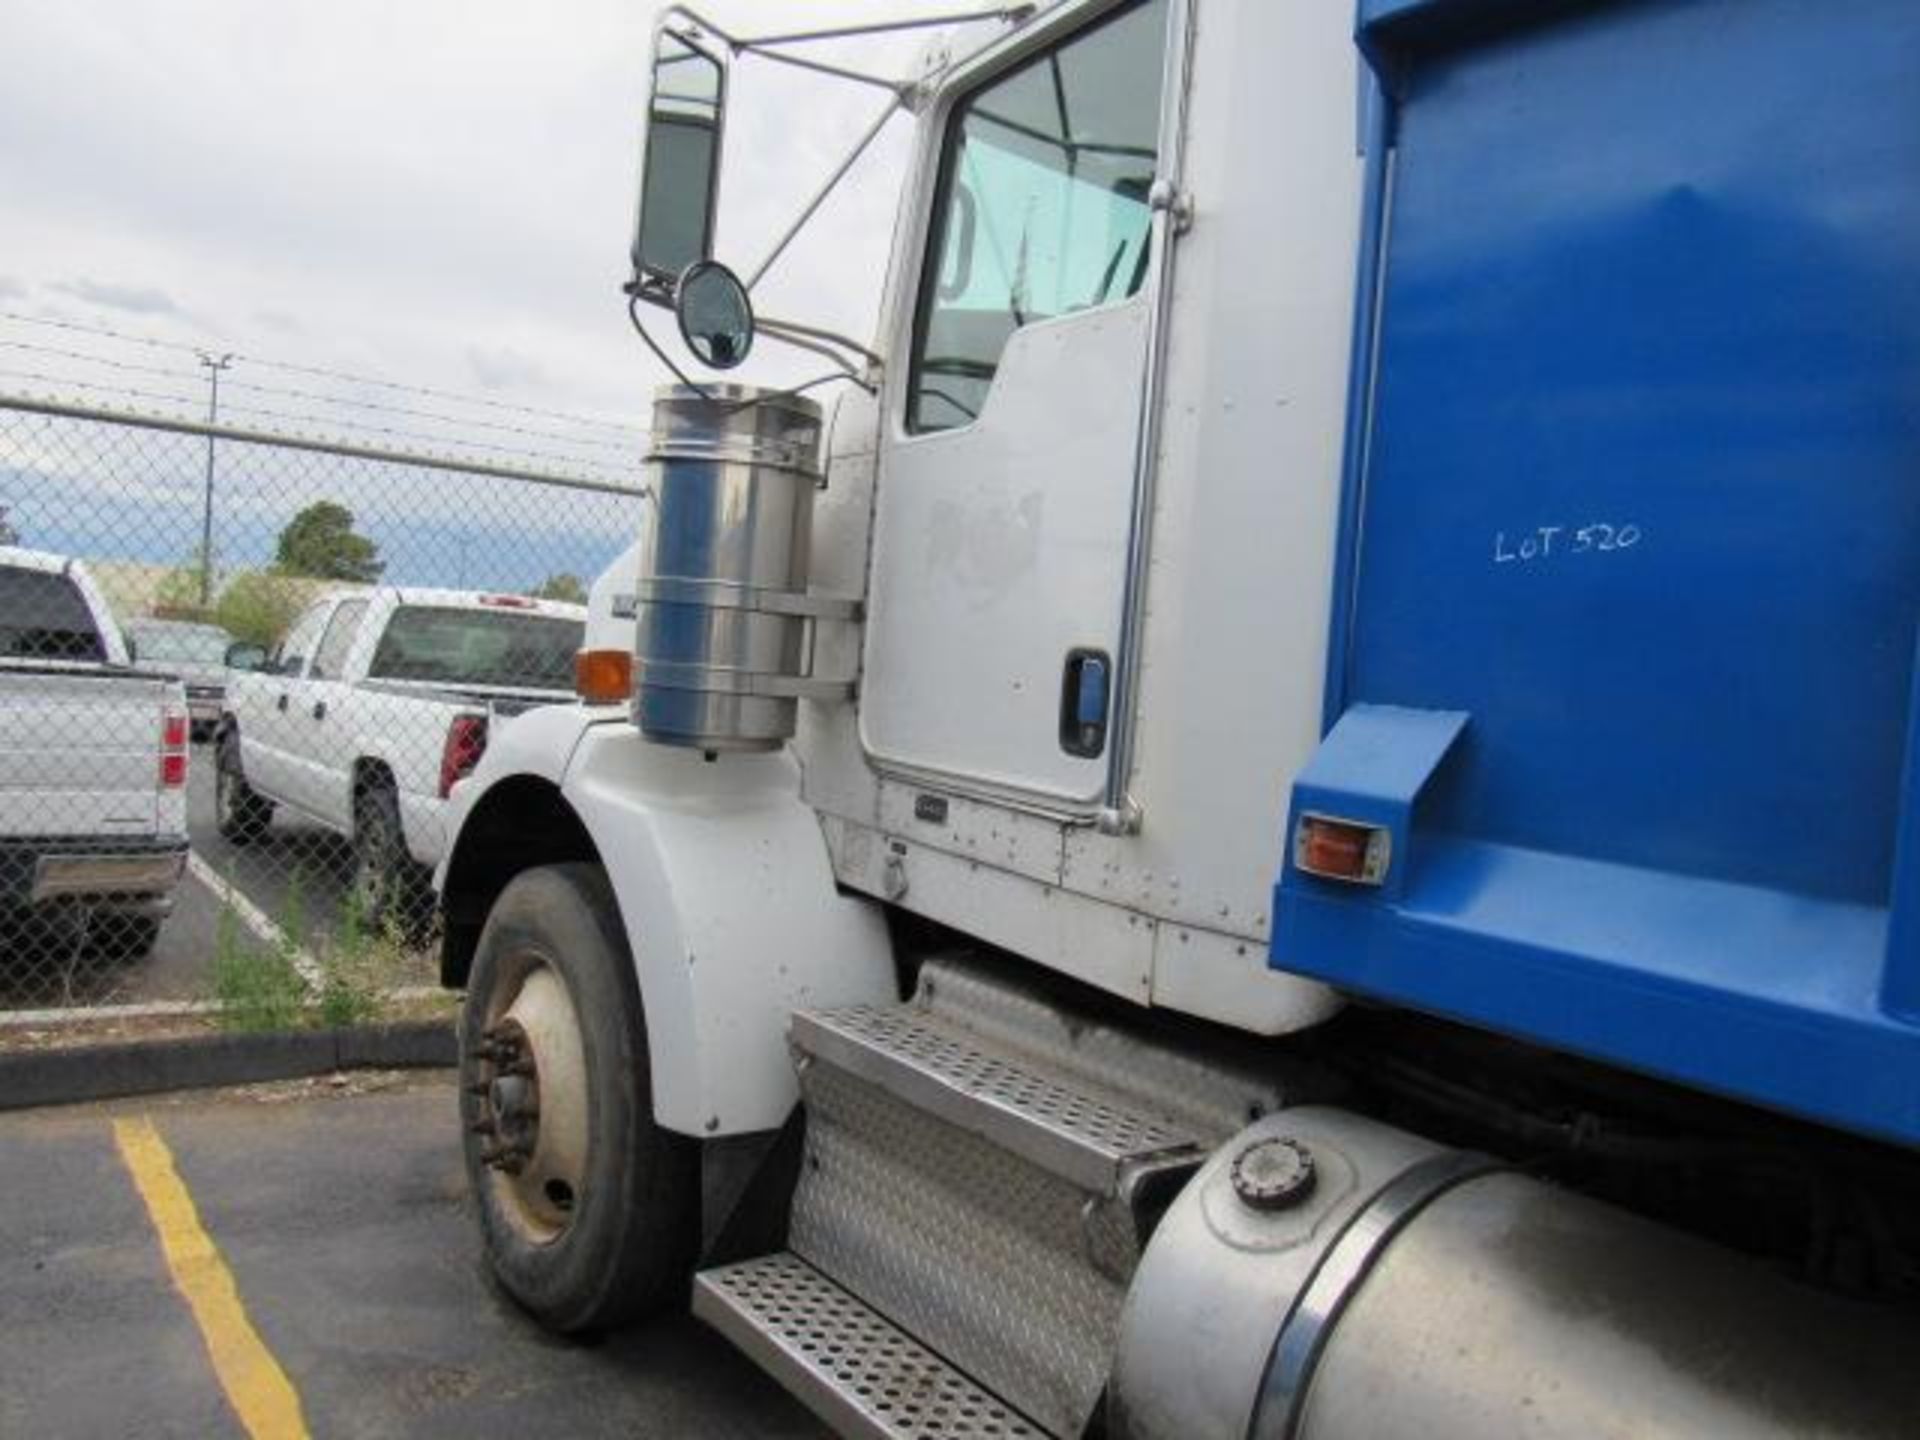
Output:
top-left (0, 547), bottom-right (190, 961)
top-left (215, 586), bottom-right (586, 932)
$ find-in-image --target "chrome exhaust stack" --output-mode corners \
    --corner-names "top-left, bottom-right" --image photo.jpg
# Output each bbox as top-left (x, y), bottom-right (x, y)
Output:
top-left (632, 384), bottom-right (858, 753)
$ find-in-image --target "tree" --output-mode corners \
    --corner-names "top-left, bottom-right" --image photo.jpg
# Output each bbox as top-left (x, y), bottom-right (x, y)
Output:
top-left (0, 504), bottom-right (18, 547)
top-left (216, 569), bottom-right (303, 648)
top-left (529, 572), bottom-right (588, 604)
top-left (273, 501), bottom-right (384, 582)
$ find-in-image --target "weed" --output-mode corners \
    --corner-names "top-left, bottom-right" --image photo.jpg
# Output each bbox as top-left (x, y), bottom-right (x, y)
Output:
top-left (205, 867), bottom-right (445, 1031)
top-left (208, 888), bottom-right (306, 1032)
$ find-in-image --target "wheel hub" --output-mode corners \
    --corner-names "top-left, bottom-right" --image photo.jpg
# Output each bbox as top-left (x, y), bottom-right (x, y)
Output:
top-left (471, 1020), bottom-right (540, 1174)
top-left (468, 961), bottom-right (589, 1242)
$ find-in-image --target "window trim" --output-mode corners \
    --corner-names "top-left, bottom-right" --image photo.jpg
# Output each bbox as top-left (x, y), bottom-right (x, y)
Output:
top-left (310, 598), bottom-right (369, 682)
top-left (274, 601), bottom-right (333, 678)
top-left (901, 0), bottom-right (1168, 438)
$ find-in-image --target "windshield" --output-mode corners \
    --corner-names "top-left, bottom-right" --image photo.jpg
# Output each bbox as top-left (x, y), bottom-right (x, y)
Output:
top-left (0, 567), bottom-right (106, 662)
top-left (129, 623), bottom-right (232, 664)
top-left (368, 605), bottom-right (582, 690)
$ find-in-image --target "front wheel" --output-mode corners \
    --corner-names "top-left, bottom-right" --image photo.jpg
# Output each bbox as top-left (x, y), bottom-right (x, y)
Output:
top-left (459, 863), bottom-right (698, 1333)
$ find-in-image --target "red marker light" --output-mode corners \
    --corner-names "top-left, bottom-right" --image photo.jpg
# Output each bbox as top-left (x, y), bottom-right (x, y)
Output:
top-left (159, 710), bottom-right (189, 788)
top-left (439, 714), bottom-right (490, 797)
top-left (1293, 815), bottom-right (1390, 885)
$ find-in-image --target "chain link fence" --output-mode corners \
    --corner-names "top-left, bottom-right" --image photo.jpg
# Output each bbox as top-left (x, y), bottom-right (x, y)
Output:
top-left (0, 387), bottom-right (644, 1023)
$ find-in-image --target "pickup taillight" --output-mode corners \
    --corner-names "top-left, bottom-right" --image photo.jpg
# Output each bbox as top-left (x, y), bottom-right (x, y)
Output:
top-left (160, 710), bottom-right (189, 789)
top-left (439, 714), bottom-right (489, 798)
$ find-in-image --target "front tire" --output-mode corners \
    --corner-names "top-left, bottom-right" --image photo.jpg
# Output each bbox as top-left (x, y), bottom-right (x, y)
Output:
top-left (459, 863), bottom-right (698, 1333)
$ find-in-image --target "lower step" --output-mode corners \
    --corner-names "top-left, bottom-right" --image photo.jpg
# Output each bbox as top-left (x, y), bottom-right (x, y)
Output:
top-left (693, 1252), bottom-right (1045, 1440)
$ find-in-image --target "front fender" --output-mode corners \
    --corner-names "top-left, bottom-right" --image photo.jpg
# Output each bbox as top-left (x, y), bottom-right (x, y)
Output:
top-left (437, 701), bottom-right (599, 883)
top-left (444, 704), bottom-right (897, 1137)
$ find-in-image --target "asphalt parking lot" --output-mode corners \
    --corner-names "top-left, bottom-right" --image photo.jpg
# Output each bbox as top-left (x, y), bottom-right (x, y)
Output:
top-left (0, 1071), bottom-right (823, 1438)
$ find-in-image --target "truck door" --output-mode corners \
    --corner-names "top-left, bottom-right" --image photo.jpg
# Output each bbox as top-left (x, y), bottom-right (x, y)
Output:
top-left (861, 0), bottom-right (1171, 807)
top-left (244, 599), bottom-right (331, 809)
top-left (293, 596), bottom-right (369, 828)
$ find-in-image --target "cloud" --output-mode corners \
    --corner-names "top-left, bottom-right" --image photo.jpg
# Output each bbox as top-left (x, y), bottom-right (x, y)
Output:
top-left (0, 276), bottom-right (25, 300)
top-left (50, 277), bottom-right (182, 316)
top-left (251, 306), bottom-right (304, 334)
top-left (0, 1), bottom-right (973, 421)
top-left (465, 344), bottom-right (547, 392)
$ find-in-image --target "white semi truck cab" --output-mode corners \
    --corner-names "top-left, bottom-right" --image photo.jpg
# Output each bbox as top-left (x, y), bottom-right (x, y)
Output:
top-left (436, 2), bottom-right (1920, 1435)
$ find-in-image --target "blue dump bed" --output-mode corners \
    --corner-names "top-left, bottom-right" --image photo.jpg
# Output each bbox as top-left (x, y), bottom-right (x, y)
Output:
top-left (1276, 0), bottom-right (1920, 1145)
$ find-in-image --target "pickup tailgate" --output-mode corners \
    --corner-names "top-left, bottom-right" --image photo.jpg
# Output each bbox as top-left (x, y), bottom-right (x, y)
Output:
top-left (0, 669), bottom-right (173, 837)
top-left (1278, 0), bottom-right (1920, 1144)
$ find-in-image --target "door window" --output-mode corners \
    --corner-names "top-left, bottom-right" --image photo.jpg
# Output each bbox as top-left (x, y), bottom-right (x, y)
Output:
top-left (907, 0), bottom-right (1167, 433)
top-left (311, 600), bottom-right (368, 681)
top-left (274, 603), bottom-right (331, 677)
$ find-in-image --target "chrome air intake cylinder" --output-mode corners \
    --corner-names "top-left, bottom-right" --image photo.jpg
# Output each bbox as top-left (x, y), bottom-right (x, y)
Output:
top-left (632, 385), bottom-right (856, 752)
top-left (1112, 1108), bottom-right (1914, 1440)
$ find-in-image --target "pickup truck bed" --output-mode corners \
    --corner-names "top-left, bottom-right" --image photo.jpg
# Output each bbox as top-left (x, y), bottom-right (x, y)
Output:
top-left (0, 549), bottom-right (191, 965)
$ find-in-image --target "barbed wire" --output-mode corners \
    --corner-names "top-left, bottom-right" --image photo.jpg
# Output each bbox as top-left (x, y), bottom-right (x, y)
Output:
top-left (0, 370), bottom-right (637, 481)
top-left (0, 337), bottom-right (645, 457)
top-left (0, 310), bottom-right (650, 438)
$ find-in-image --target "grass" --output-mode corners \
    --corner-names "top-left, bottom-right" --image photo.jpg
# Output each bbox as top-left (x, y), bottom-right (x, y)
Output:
top-left (208, 866), bottom-right (442, 1033)
top-left (208, 889), bottom-right (307, 1032)
top-left (317, 887), bottom-right (383, 1028)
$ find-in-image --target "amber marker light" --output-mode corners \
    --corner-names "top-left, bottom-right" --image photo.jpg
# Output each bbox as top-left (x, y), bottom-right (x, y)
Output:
top-left (1293, 814), bottom-right (1391, 885)
top-left (575, 649), bottom-right (635, 704)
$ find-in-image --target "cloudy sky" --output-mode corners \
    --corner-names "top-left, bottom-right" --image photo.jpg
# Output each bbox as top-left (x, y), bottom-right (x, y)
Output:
top-left (0, 0), bottom-right (984, 428)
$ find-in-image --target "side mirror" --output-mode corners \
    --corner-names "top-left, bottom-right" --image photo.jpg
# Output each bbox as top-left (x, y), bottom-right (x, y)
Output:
top-left (676, 260), bottom-right (754, 369)
top-left (630, 26), bottom-right (727, 292)
top-left (225, 642), bottom-right (270, 672)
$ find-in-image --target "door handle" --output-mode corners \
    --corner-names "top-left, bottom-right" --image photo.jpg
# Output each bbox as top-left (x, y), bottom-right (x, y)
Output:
top-left (275, 693), bottom-right (289, 713)
top-left (1059, 649), bottom-right (1111, 759)
top-left (311, 700), bottom-right (327, 721)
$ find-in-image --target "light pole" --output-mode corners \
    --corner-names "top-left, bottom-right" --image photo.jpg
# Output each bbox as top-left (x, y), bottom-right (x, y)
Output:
top-left (196, 351), bottom-right (235, 608)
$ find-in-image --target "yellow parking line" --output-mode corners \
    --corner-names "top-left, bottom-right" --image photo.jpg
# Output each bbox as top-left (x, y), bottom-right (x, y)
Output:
top-left (113, 1116), bottom-right (311, 1440)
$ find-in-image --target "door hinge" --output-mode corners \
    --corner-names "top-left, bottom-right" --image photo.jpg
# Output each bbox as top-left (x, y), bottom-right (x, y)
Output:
top-left (1149, 180), bottom-right (1194, 234)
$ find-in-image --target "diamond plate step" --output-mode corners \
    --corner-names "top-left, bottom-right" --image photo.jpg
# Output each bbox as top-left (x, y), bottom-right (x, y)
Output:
top-left (791, 1002), bottom-right (1205, 1194)
top-left (694, 1252), bottom-right (1044, 1440)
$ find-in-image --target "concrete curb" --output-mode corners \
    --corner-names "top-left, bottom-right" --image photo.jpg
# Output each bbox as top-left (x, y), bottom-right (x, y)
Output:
top-left (0, 1020), bottom-right (456, 1112)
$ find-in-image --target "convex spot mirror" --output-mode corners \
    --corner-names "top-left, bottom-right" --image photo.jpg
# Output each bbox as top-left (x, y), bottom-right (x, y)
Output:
top-left (676, 260), bottom-right (754, 369)
top-left (630, 27), bottom-right (726, 289)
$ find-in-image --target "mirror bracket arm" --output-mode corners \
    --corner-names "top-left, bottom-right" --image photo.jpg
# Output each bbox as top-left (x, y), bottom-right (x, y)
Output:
top-left (758, 316), bottom-right (883, 375)
top-left (623, 273), bottom-right (676, 309)
top-left (729, 7), bottom-right (1035, 51)
top-left (744, 95), bottom-right (904, 293)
